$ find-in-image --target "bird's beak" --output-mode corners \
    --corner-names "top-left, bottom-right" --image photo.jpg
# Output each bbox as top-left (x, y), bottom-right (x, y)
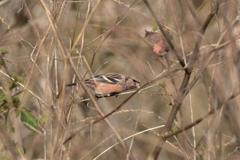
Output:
top-left (136, 82), bottom-right (140, 88)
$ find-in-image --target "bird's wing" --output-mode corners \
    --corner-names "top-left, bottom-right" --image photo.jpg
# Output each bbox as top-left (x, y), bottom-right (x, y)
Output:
top-left (85, 73), bottom-right (123, 84)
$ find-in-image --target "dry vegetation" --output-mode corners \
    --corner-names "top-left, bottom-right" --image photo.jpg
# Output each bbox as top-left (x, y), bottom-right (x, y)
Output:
top-left (1, 0), bottom-right (240, 159)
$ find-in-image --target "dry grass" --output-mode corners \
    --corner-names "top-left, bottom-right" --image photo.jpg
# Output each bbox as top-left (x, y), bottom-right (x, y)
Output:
top-left (1, 0), bottom-right (240, 159)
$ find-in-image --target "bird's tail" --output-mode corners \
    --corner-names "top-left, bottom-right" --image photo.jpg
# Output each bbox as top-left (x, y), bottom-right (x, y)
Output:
top-left (66, 83), bottom-right (77, 86)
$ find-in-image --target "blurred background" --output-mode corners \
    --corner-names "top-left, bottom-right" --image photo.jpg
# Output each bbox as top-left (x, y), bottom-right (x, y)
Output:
top-left (0, 0), bottom-right (240, 159)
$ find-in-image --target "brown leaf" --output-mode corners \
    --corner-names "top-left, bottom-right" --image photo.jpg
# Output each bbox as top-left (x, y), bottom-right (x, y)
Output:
top-left (153, 40), bottom-right (169, 57)
top-left (144, 30), bottom-right (162, 38)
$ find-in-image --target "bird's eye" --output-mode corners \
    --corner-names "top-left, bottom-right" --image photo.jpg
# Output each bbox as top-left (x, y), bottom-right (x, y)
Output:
top-left (133, 79), bottom-right (137, 82)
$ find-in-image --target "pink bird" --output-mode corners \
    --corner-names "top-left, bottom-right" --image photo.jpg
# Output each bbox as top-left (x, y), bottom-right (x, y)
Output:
top-left (67, 73), bottom-right (140, 99)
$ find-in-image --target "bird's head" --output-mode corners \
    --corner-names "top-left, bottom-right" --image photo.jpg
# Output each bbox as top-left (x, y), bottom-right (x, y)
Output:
top-left (125, 75), bottom-right (140, 89)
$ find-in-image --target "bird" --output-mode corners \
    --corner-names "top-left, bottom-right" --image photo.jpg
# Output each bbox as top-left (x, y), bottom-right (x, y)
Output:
top-left (67, 73), bottom-right (140, 99)
top-left (144, 30), bottom-right (169, 57)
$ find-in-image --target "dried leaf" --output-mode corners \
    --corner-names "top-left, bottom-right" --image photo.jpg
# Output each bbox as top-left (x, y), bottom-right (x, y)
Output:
top-left (144, 30), bottom-right (162, 38)
top-left (153, 40), bottom-right (169, 57)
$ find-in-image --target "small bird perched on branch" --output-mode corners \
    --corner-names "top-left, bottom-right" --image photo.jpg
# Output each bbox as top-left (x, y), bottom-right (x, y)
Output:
top-left (67, 73), bottom-right (140, 99)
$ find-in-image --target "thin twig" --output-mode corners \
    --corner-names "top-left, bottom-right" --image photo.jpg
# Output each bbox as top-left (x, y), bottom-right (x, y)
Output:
top-left (164, 91), bottom-right (240, 139)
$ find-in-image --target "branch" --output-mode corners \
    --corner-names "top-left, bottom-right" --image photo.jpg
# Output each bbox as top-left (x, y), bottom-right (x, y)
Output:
top-left (142, 1), bottom-right (219, 159)
top-left (143, 0), bottom-right (185, 67)
top-left (164, 91), bottom-right (240, 139)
